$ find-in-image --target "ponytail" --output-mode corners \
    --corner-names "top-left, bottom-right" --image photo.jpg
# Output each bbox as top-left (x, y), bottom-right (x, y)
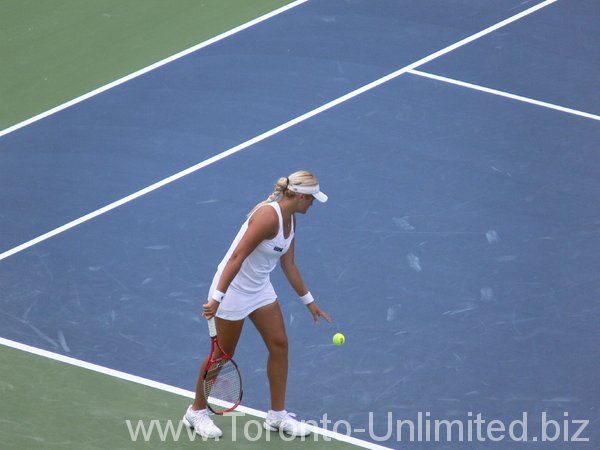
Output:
top-left (247, 171), bottom-right (319, 217)
top-left (247, 177), bottom-right (289, 217)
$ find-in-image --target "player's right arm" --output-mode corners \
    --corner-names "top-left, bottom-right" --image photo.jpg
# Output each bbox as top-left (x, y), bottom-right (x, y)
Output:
top-left (203, 206), bottom-right (278, 318)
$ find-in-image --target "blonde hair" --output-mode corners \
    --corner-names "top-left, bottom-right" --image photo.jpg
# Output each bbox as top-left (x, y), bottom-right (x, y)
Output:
top-left (248, 170), bottom-right (320, 217)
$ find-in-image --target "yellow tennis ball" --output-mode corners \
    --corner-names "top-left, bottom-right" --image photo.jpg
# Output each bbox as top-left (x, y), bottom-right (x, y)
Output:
top-left (332, 333), bottom-right (345, 346)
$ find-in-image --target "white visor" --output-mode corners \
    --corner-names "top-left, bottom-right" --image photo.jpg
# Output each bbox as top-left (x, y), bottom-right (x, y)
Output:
top-left (287, 183), bottom-right (328, 203)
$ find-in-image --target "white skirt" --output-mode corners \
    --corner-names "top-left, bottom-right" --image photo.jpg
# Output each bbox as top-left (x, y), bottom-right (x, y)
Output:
top-left (208, 273), bottom-right (277, 321)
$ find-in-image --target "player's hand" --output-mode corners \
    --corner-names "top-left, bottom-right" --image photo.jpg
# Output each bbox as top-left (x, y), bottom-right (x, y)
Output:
top-left (203, 299), bottom-right (220, 319)
top-left (307, 302), bottom-right (332, 324)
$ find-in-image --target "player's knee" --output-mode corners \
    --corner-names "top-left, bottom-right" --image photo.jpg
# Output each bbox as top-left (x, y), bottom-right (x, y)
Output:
top-left (268, 335), bottom-right (288, 357)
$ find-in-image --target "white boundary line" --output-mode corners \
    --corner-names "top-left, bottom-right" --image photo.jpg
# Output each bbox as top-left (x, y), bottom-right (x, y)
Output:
top-left (0, 0), bottom-right (309, 139)
top-left (0, 337), bottom-right (392, 449)
top-left (408, 69), bottom-right (600, 121)
top-left (0, 0), bottom-right (559, 263)
top-left (0, 2), bottom-right (563, 447)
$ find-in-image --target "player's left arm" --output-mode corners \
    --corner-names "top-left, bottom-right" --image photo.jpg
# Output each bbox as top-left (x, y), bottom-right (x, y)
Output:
top-left (280, 219), bottom-right (331, 323)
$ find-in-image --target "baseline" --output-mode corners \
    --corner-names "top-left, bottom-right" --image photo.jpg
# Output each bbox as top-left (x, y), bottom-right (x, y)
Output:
top-left (0, 337), bottom-right (392, 450)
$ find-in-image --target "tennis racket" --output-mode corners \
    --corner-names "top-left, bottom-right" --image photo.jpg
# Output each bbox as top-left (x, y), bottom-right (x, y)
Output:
top-left (202, 317), bottom-right (243, 414)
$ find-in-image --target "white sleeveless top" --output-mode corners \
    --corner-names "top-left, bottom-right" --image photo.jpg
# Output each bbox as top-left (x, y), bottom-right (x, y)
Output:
top-left (210, 202), bottom-right (294, 320)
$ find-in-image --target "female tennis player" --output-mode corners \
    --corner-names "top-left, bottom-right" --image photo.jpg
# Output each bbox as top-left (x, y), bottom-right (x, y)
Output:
top-left (184, 170), bottom-right (331, 438)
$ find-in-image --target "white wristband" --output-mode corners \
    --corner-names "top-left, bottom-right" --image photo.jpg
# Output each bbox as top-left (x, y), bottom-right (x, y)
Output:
top-left (300, 291), bottom-right (314, 305)
top-left (212, 290), bottom-right (225, 303)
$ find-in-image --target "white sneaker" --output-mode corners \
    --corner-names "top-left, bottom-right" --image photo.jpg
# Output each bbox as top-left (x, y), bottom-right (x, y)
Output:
top-left (264, 410), bottom-right (311, 437)
top-left (183, 406), bottom-right (223, 439)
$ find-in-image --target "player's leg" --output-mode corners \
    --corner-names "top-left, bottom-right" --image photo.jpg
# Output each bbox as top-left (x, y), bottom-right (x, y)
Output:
top-left (249, 300), bottom-right (288, 410)
top-left (250, 300), bottom-right (310, 436)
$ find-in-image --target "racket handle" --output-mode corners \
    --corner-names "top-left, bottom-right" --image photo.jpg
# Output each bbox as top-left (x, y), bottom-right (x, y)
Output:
top-left (207, 317), bottom-right (217, 338)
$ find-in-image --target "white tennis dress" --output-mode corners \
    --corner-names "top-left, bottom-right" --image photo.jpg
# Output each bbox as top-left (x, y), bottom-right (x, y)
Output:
top-left (209, 202), bottom-right (294, 320)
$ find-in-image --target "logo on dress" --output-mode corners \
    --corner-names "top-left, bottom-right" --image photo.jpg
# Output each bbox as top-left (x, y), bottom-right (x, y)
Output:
top-left (273, 246), bottom-right (284, 252)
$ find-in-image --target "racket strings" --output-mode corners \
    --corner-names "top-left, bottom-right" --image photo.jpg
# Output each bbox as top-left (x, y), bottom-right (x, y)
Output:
top-left (204, 358), bottom-right (242, 412)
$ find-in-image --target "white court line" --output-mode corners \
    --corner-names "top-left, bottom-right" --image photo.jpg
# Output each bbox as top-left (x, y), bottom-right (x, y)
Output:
top-left (0, 0), bottom-right (309, 139)
top-left (0, 0), bottom-right (559, 263)
top-left (0, 337), bottom-right (392, 449)
top-left (0, 4), bottom-right (561, 445)
top-left (408, 69), bottom-right (600, 121)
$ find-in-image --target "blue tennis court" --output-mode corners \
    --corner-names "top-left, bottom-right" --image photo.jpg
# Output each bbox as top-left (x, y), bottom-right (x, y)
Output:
top-left (1, 0), bottom-right (599, 448)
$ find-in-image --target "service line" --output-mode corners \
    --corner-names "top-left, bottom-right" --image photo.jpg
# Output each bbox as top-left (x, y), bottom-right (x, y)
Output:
top-left (409, 69), bottom-right (600, 121)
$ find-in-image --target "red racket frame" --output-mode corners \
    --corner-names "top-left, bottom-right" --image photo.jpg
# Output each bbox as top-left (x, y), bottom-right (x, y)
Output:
top-left (202, 318), bottom-right (243, 415)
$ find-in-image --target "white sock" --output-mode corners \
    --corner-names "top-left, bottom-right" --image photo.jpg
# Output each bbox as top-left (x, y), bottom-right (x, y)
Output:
top-left (268, 409), bottom-right (287, 420)
top-left (191, 406), bottom-right (209, 417)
